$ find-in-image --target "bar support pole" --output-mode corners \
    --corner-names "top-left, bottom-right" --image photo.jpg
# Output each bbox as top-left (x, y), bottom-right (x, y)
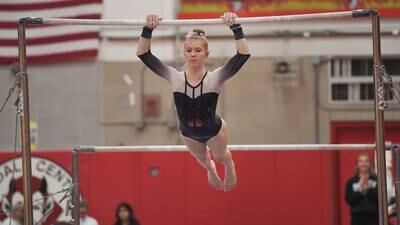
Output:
top-left (372, 12), bottom-right (389, 225)
top-left (392, 145), bottom-right (400, 223)
top-left (17, 21), bottom-right (34, 225)
top-left (72, 150), bottom-right (80, 225)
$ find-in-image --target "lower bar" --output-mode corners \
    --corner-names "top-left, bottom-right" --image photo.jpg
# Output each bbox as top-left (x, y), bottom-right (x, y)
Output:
top-left (76, 144), bottom-right (391, 153)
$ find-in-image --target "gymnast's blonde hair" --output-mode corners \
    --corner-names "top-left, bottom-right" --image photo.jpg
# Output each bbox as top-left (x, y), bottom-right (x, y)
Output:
top-left (185, 29), bottom-right (208, 52)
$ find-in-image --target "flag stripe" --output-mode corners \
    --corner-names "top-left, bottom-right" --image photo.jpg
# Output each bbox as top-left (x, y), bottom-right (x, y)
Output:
top-left (0, 0), bottom-right (101, 11)
top-left (1, 39), bottom-right (99, 57)
top-left (0, 3), bottom-right (102, 22)
top-left (0, 32), bottom-right (98, 46)
top-left (1, 0), bottom-right (68, 4)
top-left (0, 14), bottom-right (101, 28)
top-left (0, 25), bottom-right (100, 39)
top-left (0, 49), bottom-right (97, 64)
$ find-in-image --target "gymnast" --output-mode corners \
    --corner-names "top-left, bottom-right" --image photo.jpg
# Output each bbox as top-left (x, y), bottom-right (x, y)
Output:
top-left (136, 12), bottom-right (250, 191)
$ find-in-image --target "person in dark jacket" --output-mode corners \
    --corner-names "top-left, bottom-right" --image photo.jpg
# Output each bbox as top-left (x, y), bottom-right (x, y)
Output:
top-left (113, 202), bottom-right (140, 225)
top-left (345, 153), bottom-right (378, 225)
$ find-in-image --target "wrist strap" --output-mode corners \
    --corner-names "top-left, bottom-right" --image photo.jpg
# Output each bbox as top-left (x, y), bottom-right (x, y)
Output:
top-left (141, 26), bottom-right (153, 39)
top-left (229, 24), bottom-right (244, 40)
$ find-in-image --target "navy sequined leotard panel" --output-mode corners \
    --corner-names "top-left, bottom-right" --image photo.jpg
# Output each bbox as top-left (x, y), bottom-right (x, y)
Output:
top-left (138, 51), bottom-right (250, 143)
top-left (173, 72), bottom-right (222, 143)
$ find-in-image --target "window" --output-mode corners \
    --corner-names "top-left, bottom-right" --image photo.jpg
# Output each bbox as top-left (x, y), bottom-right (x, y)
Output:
top-left (359, 83), bottom-right (374, 100)
top-left (332, 84), bottom-right (348, 100)
top-left (329, 57), bottom-right (400, 103)
top-left (351, 59), bottom-right (372, 76)
top-left (383, 59), bottom-right (400, 76)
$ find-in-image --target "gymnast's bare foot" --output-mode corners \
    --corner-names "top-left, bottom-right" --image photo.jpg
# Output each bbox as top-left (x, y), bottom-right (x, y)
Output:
top-left (223, 160), bottom-right (237, 191)
top-left (208, 160), bottom-right (223, 190)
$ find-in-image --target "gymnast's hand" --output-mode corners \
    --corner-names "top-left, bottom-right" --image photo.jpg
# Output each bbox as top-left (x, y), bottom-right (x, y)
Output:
top-left (145, 15), bottom-right (160, 29)
top-left (221, 12), bottom-right (238, 27)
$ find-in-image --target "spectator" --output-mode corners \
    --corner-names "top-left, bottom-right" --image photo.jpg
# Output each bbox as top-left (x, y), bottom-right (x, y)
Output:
top-left (1, 202), bottom-right (23, 225)
top-left (345, 153), bottom-right (378, 225)
top-left (79, 200), bottom-right (99, 225)
top-left (114, 202), bottom-right (140, 225)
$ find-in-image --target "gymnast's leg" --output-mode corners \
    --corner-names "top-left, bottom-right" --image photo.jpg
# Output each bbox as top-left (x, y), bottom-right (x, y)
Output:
top-left (180, 134), bottom-right (223, 190)
top-left (207, 120), bottom-right (237, 191)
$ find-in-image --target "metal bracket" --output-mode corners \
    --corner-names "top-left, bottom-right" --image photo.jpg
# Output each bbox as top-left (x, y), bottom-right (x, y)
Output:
top-left (74, 146), bottom-right (96, 152)
top-left (374, 65), bottom-right (388, 110)
top-left (352, 9), bottom-right (378, 18)
top-left (19, 17), bottom-right (43, 25)
top-left (15, 72), bottom-right (25, 115)
top-left (58, 183), bottom-right (75, 219)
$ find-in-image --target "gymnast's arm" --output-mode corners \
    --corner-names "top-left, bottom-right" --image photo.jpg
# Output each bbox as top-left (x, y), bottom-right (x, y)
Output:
top-left (220, 24), bottom-right (251, 77)
top-left (213, 12), bottom-right (250, 85)
top-left (136, 15), bottom-right (174, 81)
top-left (136, 29), bottom-right (152, 56)
top-left (232, 26), bottom-right (250, 55)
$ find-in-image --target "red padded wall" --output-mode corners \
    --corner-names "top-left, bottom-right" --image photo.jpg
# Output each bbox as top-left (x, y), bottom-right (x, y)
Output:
top-left (0, 151), bottom-right (331, 225)
top-left (2, 121), bottom-right (399, 225)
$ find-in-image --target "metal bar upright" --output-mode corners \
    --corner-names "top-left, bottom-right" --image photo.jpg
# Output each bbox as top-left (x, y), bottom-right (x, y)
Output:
top-left (371, 12), bottom-right (389, 225)
top-left (17, 20), bottom-right (34, 225)
top-left (392, 145), bottom-right (400, 223)
top-left (72, 150), bottom-right (80, 225)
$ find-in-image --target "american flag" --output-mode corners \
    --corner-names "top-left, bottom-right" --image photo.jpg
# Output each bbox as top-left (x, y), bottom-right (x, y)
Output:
top-left (0, 0), bottom-right (102, 64)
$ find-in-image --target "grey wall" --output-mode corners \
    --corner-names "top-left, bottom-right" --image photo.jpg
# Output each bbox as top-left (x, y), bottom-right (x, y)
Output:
top-left (0, 61), bottom-right (103, 150)
top-left (1, 56), bottom-right (399, 150)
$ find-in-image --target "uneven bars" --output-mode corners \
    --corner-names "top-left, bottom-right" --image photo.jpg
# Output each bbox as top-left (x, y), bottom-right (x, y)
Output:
top-left (75, 143), bottom-right (393, 153)
top-left (19, 9), bottom-right (376, 26)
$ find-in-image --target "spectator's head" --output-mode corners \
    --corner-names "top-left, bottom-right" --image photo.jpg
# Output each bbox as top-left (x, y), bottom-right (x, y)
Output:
top-left (79, 199), bottom-right (89, 219)
top-left (115, 202), bottom-right (138, 225)
top-left (354, 153), bottom-right (374, 175)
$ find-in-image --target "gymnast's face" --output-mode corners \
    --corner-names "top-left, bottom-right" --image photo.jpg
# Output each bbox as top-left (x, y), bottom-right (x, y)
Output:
top-left (357, 154), bottom-right (371, 173)
top-left (183, 39), bottom-right (208, 67)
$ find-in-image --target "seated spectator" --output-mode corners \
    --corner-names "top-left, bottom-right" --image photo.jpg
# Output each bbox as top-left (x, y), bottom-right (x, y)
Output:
top-left (80, 200), bottom-right (99, 225)
top-left (114, 202), bottom-right (140, 225)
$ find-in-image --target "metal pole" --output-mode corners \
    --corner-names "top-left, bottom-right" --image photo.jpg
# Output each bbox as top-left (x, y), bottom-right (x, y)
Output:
top-left (72, 150), bottom-right (80, 225)
top-left (372, 12), bottom-right (389, 225)
top-left (392, 145), bottom-right (400, 223)
top-left (17, 21), bottom-right (34, 225)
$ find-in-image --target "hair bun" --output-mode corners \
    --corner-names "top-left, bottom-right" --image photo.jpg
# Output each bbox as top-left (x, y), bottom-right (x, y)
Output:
top-left (192, 29), bottom-right (206, 37)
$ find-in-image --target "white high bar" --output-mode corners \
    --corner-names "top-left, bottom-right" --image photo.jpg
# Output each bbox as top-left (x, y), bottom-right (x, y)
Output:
top-left (75, 144), bottom-right (391, 153)
top-left (31, 10), bottom-right (374, 26)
